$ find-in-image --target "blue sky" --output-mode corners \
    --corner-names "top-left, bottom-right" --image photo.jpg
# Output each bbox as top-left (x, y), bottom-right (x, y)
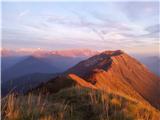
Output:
top-left (2, 1), bottom-right (160, 54)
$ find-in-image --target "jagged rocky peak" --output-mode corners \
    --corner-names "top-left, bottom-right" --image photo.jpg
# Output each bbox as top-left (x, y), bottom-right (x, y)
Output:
top-left (83, 50), bottom-right (124, 67)
top-left (101, 50), bottom-right (124, 56)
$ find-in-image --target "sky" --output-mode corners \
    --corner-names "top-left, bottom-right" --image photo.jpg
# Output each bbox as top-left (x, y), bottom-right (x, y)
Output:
top-left (2, 1), bottom-right (160, 55)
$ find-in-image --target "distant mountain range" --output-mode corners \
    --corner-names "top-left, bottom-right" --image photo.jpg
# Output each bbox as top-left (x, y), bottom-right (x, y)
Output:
top-left (2, 56), bottom-right (59, 82)
top-left (1, 48), bottom-right (99, 57)
top-left (1, 56), bottom-right (27, 70)
top-left (1, 49), bottom-right (98, 82)
top-left (132, 54), bottom-right (160, 76)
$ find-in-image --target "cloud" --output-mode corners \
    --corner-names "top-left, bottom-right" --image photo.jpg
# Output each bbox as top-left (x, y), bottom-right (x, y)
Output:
top-left (19, 10), bottom-right (30, 17)
top-left (133, 24), bottom-right (160, 39)
top-left (117, 2), bottom-right (159, 21)
top-left (145, 24), bottom-right (160, 33)
top-left (2, 2), bottom-right (159, 55)
top-left (41, 9), bottom-right (158, 48)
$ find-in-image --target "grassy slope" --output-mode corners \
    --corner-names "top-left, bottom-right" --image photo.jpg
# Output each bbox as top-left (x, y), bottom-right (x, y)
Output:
top-left (2, 87), bottom-right (160, 120)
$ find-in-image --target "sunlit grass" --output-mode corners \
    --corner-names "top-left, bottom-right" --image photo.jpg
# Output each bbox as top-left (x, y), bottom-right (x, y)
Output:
top-left (2, 86), bottom-right (160, 120)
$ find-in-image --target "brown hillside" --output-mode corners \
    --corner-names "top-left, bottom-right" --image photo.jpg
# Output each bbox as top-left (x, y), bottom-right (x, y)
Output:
top-left (66, 50), bottom-right (160, 109)
top-left (30, 50), bottom-right (160, 109)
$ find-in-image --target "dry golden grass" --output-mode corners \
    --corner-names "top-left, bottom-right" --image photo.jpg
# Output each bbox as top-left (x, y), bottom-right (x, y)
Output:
top-left (2, 87), bottom-right (160, 120)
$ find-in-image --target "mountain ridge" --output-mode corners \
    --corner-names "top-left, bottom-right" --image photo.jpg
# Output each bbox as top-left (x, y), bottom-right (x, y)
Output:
top-left (2, 56), bottom-right (59, 82)
top-left (29, 50), bottom-right (160, 110)
top-left (67, 50), bottom-right (160, 109)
